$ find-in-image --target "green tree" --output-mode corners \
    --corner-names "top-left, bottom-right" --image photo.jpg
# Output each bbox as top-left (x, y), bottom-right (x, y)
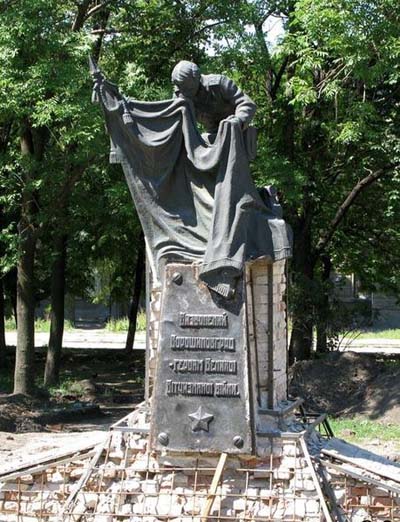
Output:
top-left (283, 0), bottom-right (399, 359)
top-left (202, 0), bottom-right (399, 360)
top-left (0, 0), bottom-right (108, 392)
top-left (0, 0), bottom-right (218, 391)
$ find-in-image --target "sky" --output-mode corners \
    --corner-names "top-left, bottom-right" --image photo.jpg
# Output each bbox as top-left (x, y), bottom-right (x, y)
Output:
top-left (205, 13), bottom-right (286, 56)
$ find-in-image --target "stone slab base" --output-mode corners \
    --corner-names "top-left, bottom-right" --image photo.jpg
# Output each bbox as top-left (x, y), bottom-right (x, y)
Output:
top-left (0, 407), bottom-right (399, 521)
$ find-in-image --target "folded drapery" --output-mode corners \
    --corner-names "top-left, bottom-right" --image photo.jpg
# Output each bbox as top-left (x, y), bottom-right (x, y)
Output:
top-left (92, 68), bottom-right (291, 295)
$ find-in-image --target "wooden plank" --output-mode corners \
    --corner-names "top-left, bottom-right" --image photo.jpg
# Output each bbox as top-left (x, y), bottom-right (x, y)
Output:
top-left (322, 438), bottom-right (400, 484)
top-left (0, 450), bottom-right (97, 483)
top-left (300, 437), bottom-right (333, 522)
top-left (59, 433), bottom-right (112, 517)
top-left (113, 426), bottom-right (149, 434)
top-left (258, 397), bottom-right (304, 417)
top-left (305, 413), bottom-right (327, 432)
top-left (201, 452), bottom-right (227, 522)
top-left (320, 459), bottom-right (400, 496)
top-left (315, 459), bottom-right (348, 522)
top-left (256, 430), bottom-right (306, 439)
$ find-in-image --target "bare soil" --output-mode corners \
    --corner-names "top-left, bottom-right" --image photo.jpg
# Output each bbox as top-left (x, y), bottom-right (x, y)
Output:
top-left (1, 349), bottom-right (399, 467)
top-left (0, 348), bottom-right (145, 434)
top-left (289, 351), bottom-right (400, 423)
top-left (0, 347), bottom-right (145, 468)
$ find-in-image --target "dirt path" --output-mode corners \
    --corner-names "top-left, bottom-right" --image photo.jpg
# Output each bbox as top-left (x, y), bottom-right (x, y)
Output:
top-left (0, 348), bottom-right (146, 469)
top-left (0, 347), bottom-right (145, 432)
top-left (5, 329), bottom-right (146, 350)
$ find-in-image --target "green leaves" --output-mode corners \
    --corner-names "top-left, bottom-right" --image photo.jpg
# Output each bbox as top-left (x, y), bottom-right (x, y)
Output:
top-left (0, 0), bottom-right (399, 332)
top-left (287, 76), bottom-right (317, 106)
top-left (335, 121), bottom-right (362, 145)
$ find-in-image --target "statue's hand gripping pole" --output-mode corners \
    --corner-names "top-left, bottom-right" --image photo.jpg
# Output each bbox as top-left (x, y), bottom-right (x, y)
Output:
top-left (89, 55), bottom-right (104, 103)
top-left (88, 55), bottom-right (123, 112)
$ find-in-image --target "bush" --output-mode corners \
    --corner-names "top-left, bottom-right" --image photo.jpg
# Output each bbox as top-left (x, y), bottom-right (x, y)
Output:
top-left (4, 318), bottom-right (74, 332)
top-left (106, 311), bottom-right (146, 332)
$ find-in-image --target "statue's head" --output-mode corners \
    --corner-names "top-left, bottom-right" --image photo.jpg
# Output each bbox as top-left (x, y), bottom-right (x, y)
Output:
top-left (171, 60), bottom-right (201, 98)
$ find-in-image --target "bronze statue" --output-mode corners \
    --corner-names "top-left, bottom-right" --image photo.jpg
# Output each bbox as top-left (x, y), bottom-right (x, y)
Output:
top-left (91, 57), bottom-right (291, 297)
top-left (171, 60), bottom-right (256, 133)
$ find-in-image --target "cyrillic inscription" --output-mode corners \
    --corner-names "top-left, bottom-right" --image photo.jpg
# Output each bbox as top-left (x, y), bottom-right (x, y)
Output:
top-left (179, 312), bottom-right (228, 328)
top-left (151, 265), bottom-right (251, 453)
top-left (205, 358), bottom-right (237, 374)
top-left (166, 380), bottom-right (240, 398)
top-left (166, 380), bottom-right (214, 396)
top-left (171, 358), bottom-right (237, 374)
top-left (171, 359), bottom-right (204, 373)
top-left (170, 335), bottom-right (235, 351)
top-left (215, 382), bottom-right (240, 397)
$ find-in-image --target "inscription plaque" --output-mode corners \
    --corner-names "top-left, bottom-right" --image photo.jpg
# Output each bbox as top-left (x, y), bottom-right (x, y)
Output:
top-left (150, 263), bottom-right (252, 453)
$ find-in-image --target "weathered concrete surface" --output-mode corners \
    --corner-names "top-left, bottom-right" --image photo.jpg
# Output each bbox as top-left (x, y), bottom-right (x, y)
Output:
top-left (0, 431), bottom-right (106, 473)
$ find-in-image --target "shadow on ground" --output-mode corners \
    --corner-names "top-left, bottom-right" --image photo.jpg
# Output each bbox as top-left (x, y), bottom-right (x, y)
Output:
top-left (289, 351), bottom-right (400, 423)
top-left (0, 348), bottom-right (145, 433)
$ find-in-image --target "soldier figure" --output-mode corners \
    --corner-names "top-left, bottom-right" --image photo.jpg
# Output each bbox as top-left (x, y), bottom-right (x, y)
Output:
top-left (171, 60), bottom-right (256, 134)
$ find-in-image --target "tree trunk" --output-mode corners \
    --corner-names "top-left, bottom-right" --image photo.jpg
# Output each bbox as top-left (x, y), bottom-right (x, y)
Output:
top-left (0, 278), bottom-right (6, 366)
top-left (289, 317), bottom-right (313, 364)
top-left (316, 318), bottom-right (328, 354)
top-left (0, 198), bottom-right (6, 363)
top-left (124, 233), bottom-right (145, 354)
top-left (288, 220), bottom-right (315, 364)
top-left (13, 212), bottom-right (36, 394)
top-left (44, 235), bottom-right (67, 386)
top-left (316, 255), bottom-right (332, 353)
top-left (42, 0), bottom-right (110, 384)
top-left (13, 124), bottom-right (39, 395)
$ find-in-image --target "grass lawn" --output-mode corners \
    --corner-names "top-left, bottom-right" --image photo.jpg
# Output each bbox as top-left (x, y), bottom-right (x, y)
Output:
top-left (349, 328), bottom-right (400, 340)
top-left (329, 417), bottom-right (400, 449)
top-left (105, 312), bottom-right (146, 332)
top-left (5, 317), bottom-right (75, 333)
top-left (6, 316), bottom-right (399, 338)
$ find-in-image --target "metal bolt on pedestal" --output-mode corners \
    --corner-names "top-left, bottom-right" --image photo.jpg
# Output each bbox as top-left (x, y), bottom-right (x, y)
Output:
top-left (171, 272), bottom-right (183, 285)
top-left (233, 435), bottom-right (244, 448)
top-left (158, 432), bottom-right (169, 446)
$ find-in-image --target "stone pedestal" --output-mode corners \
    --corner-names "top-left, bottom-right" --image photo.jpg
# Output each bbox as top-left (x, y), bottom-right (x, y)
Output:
top-left (150, 263), bottom-right (252, 454)
top-left (147, 257), bottom-right (290, 456)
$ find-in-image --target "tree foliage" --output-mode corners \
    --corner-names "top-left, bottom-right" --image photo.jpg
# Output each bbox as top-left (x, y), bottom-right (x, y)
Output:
top-left (0, 0), bottom-right (399, 392)
top-left (200, 0), bottom-right (400, 359)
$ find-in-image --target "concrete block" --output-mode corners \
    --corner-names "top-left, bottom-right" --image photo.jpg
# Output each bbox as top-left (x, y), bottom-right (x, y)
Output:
top-left (305, 499), bottom-right (320, 514)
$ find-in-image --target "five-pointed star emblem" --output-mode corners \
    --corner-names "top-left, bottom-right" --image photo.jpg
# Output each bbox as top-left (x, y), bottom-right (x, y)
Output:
top-left (188, 406), bottom-right (214, 432)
